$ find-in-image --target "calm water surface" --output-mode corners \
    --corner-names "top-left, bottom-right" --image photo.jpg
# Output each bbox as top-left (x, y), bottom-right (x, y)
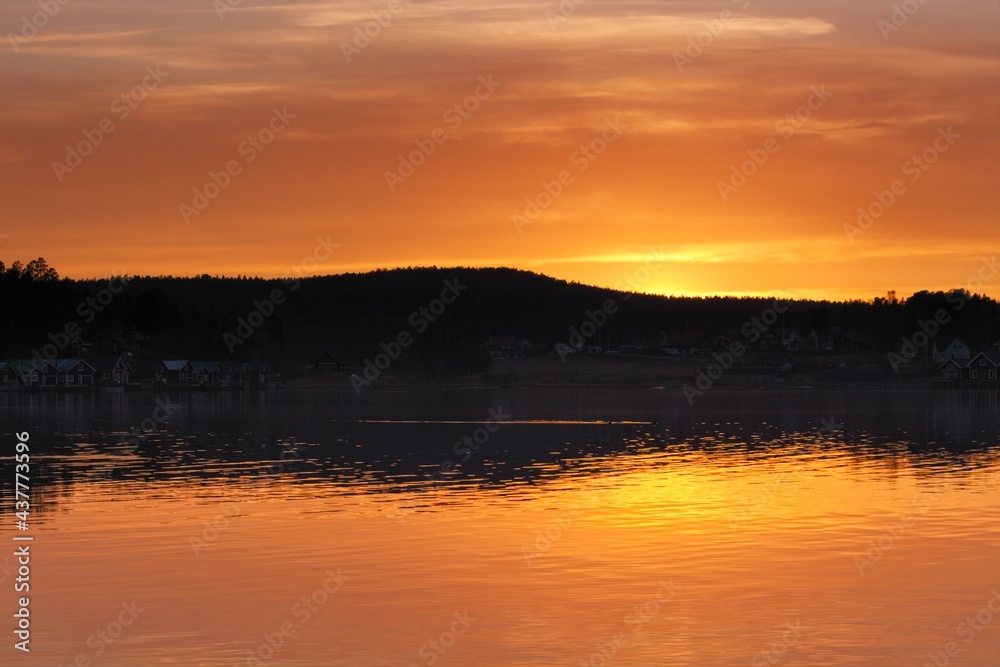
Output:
top-left (1, 388), bottom-right (998, 666)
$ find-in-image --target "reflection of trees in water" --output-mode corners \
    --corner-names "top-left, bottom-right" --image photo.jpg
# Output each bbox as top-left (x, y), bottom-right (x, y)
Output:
top-left (0, 389), bottom-right (996, 519)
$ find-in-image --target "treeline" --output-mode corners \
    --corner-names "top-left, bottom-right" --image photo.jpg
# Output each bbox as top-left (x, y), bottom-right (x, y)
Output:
top-left (1, 260), bottom-right (998, 374)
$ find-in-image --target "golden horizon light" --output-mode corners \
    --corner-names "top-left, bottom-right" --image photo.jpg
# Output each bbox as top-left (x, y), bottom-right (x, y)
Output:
top-left (1, 0), bottom-right (997, 299)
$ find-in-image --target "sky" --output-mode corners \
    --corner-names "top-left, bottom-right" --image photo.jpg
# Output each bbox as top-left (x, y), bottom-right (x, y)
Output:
top-left (1, 0), bottom-right (998, 300)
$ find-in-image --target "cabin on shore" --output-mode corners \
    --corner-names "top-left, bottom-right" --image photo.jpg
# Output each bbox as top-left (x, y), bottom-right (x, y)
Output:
top-left (938, 358), bottom-right (963, 383)
top-left (933, 337), bottom-right (972, 363)
top-left (189, 361), bottom-right (210, 386)
top-left (938, 351), bottom-right (1000, 386)
top-left (1, 358), bottom-right (96, 389)
top-left (9, 359), bottom-right (57, 388)
top-left (130, 360), bottom-right (161, 387)
top-left (0, 355), bottom-right (277, 391)
top-left (54, 358), bottom-right (96, 388)
top-left (963, 351), bottom-right (1000, 386)
top-left (158, 360), bottom-right (192, 386)
top-left (240, 362), bottom-right (271, 387)
top-left (91, 356), bottom-right (133, 388)
top-left (0, 361), bottom-right (19, 391)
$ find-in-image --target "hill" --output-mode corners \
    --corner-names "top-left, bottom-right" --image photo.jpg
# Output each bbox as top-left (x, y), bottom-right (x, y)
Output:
top-left (1, 259), bottom-right (998, 382)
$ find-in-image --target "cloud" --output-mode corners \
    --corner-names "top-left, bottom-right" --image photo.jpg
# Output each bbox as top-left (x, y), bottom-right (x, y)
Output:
top-left (0, 0), bottom-right (996, 299)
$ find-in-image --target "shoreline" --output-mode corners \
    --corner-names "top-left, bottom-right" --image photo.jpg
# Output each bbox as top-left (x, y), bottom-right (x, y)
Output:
top-left (282, 352), bottom-right (984, 392)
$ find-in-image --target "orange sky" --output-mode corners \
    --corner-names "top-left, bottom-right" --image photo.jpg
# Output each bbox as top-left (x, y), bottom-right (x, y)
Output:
top-left (1, 0), bottom-right (998, 300)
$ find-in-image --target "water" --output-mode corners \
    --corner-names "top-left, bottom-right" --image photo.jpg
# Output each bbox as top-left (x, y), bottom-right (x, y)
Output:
top-left (1, 388), bottom-right (998, 666)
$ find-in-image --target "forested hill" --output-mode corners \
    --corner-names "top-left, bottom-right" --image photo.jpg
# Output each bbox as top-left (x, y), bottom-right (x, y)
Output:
top-left (1, 259), bottom-right (998, 374)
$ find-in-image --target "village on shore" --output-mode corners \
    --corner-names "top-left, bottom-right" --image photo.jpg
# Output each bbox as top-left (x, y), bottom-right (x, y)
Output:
top-left (2, 328), bottom-right (998, 393)
top-left (0, 357), bottom-right (276, 392)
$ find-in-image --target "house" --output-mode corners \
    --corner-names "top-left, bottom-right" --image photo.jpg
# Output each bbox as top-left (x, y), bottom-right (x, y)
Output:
top-left (0, 361), bottom-right (20, 390)
top-left (782, 330), bottom-right (803, 352)
top-left (53, 358), bottom-right (96, 388)
top-left (130, 360), bottom-right (163, 387)
top-left (938, 358), bottom-right (963, 382)
top-left (8, 359), bottom-right (59, 388)
top-left (4, 360), bottom-right (33, 388)
top-left (188, 361), bottom-right (238, 388)
top-left (485, 335), bottom-right (515, 360)
top-left (963, 351), bottom-right (1000, 386)
top-left (312, 353), bottom-right (352, 372)
top-left (659, 331), bottom-right (701, 355)
top-left (933, 337), bottom-right (971, 363)
top-left (806, 329), bottom-right (822, 352)
top-left (158, 360), bottom-right (192, 385)
top-left (70, 336), bottom-right (93, 355)
top-left (713, 335), bottom-right (735, 350)
top-left (217, 362), bottom-right (235, 387)
top-left (240, 362), bottom-right (271, 386)
top-left (100, 336), bottom-right (130, 355)
top-left (939, 351), bottom-right (1000, 386)
top-left (831, 332), bottom-right (875, 354)
top-left (91, 356), bottom-right (133, 388)
top-left (190, 361), bottom-right (220, 387)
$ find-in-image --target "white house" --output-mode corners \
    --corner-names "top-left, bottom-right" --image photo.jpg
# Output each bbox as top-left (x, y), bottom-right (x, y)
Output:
top-left (933, 337), bottom-right (971, 363)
